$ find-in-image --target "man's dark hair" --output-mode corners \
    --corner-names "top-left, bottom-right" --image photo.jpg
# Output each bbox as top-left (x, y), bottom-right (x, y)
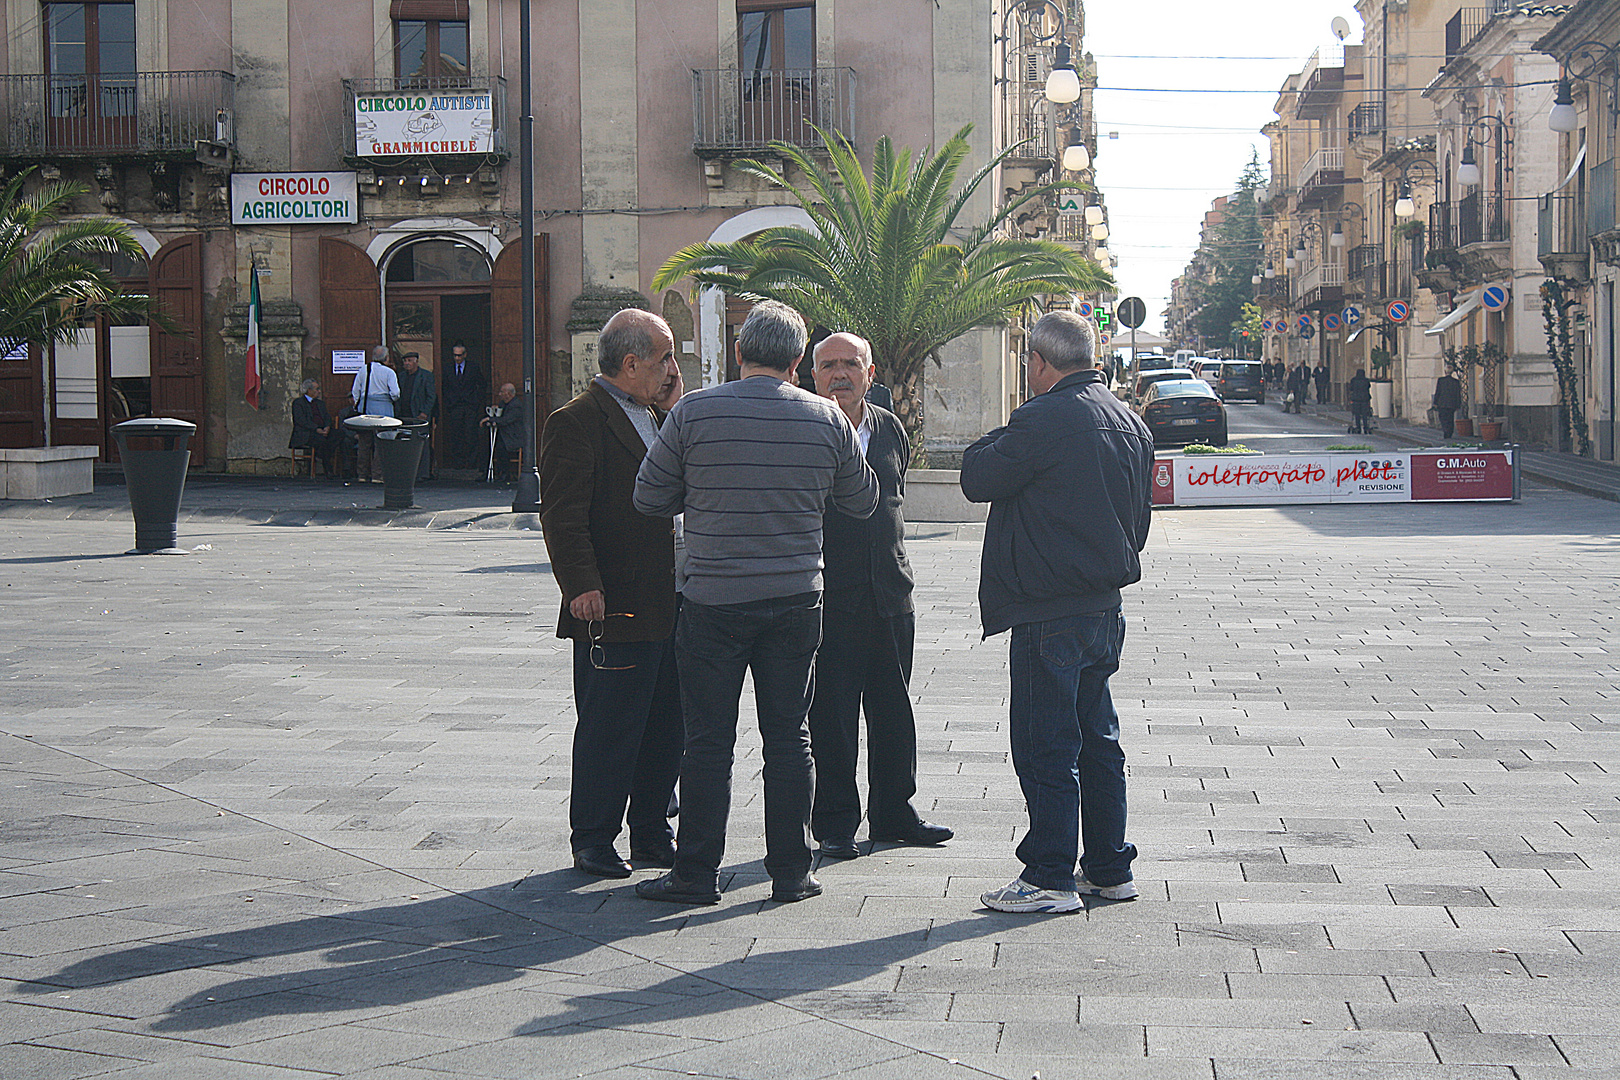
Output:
top-left (737, 300), bottom-right (808, 371)
top-left (599, 309), bottom-right (663, 377)
top-left (452, 339), bottom-right (467, 350)
top-left (1029, 310), bottom-right (1096, 371)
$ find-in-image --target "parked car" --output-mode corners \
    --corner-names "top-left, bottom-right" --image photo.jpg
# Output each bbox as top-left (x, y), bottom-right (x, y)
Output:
top-left (1191, 358), bottom-right (1222, 384)
top-left (1215, 359), bottom-right (1266, 403)
top-left (1139, 379), bottom-right (1228, 446)
top-left (1135, 353), bottom-right (1172, 372)
top-left (1132, 368), bottom-right (1198, 403)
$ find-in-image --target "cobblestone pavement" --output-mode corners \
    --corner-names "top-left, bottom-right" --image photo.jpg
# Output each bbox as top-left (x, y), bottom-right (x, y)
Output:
top-left (3, 486), bottom-right (1619, 1079)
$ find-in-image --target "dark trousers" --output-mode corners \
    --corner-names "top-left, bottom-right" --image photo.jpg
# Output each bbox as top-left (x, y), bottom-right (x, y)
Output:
top-left (569, 636), bottom-right (684, 854)
top-left (1008, 608), bottom-right (1135, 892)
top-left (1436, 408), bottom-right (1456, 439)
top-left (1350, 403), bottom-right (1373, 434)
top-left (444, 404), bottom-right (481, 468)
top-left (1315, 380), bottom-right (1330, 405)
top-left (673, 592), bottom-right (822, 888)
top-left (808, 602), bottom-right (920, 841)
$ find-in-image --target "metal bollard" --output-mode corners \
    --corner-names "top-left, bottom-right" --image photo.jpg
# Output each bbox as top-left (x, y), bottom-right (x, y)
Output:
top-left (111, 418), bottom-right (196, 555)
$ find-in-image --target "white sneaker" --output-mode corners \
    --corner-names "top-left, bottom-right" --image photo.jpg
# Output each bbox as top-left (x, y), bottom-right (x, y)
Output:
top-left (981, 878), bottom-right (1082, 913)
top-left (1076, 874), bottom-right (1138, 901)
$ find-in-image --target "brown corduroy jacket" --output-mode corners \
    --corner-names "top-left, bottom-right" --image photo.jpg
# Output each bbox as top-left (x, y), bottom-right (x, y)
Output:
top-left (539, 380), bottom-right (675, 643)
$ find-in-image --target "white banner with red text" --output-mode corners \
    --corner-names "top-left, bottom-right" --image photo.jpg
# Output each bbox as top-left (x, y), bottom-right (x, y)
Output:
top-left (1151, 449), bottom-right (1518, 507)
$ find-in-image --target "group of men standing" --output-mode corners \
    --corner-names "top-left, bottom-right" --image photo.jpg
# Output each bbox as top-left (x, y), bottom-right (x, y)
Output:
top-left (540, 302), bottom-right (1152, 914)
top-left (1279, 359), bottom-right (1331, 413)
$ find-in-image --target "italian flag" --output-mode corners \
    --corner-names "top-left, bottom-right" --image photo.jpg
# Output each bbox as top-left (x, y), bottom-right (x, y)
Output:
top-left (244, 267), bottom-right (261, 409)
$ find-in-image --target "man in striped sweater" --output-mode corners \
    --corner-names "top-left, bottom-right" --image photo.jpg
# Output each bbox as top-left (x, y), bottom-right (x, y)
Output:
top-left (633, 300), bottom-right (879, 905)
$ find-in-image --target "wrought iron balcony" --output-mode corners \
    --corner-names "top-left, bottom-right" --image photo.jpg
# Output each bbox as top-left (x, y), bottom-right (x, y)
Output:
top-left (1456, 191), bottom-right (1509, 247)
top-left (1348, 102), bottom-right (1384, 141)
top-left (1295, 146), bottom-right (1344, 207)
top-left (0, 70), bottom-right (235, 158)
top-left (692, 67), bottom-right (856, 154)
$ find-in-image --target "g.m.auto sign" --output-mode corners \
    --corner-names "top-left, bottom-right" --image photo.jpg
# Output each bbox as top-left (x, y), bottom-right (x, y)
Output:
top-left (353, 92), bottom-right (495, 157)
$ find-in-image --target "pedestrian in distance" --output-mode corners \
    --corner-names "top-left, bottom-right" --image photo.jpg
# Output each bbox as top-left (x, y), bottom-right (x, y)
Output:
top-left (1348, 367), bottom-right (1374, 435)
top-left (807, 332), bottom-right (952, 861)
top-left (1313, 360), bottom-right (1331, 406)
top-left (396, 352), bottom-right (437, 481)
top-left (1285, 360), bottom-right (1309, 414)
top-left (289, 377), bottom-right (341, 478)
top-left (1432, 368), bottom-right (1463, 439)
top-left (539, 308), bottom-right (686, 881)
top-left (633, 300), bottom-right (879, 906)
top-left (481, 382), bottom-right (528, 483)
top-left (961, 310), bottom-right (1153, 914)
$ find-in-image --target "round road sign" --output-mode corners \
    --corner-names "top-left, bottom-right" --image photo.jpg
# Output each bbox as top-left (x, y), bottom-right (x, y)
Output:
top-left (1323, 313), bottom-right (1342, 331)
top-left (1300, 324), bottom-right (1316, 340)
top-left (1297, 314), bottom-right (1313, 330)
top-left (1116, 297), bottom-right (1147, 329)
top-left (1262, 319), bottom-right (1274, 331)
top-left (1387, 300), bottom-right (1411, 323)
top-left (1343, 305), bottom-right (1362, 325)
top-left (1482, 285), bottom-right (1510, 311)
top-left (1076, 301), bottom-right (1095, 319)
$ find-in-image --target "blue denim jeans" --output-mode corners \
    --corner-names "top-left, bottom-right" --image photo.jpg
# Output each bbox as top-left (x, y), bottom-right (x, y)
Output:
top-left (673, 592), bottom-right (822, 888)
top-left (1008, 608), bottom-right (1135, 892)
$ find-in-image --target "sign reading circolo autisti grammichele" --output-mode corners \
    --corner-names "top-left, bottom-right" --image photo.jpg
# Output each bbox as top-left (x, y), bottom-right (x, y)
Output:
top-left (231, 173), bottom-right (359, 225)
top-left (353, 90), bottom-right (495, 157)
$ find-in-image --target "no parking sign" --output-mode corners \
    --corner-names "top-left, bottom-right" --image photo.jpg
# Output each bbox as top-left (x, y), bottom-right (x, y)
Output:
top-left (1482, 284), bottom-right (1510, 311)
top-left (1387, 300), bottom-right (1411, 323)
top-left (1323, 313), bottom-right (1342, 332)
top-left (1077, 301), bottom-right (1095, 318)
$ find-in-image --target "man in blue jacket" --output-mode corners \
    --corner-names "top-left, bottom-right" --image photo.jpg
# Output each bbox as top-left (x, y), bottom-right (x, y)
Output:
top-left (961, 310), bottom-right (1153, 913)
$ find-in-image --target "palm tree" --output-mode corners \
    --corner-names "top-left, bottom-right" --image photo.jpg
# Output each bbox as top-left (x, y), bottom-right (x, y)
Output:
top-left (652, 125), bottom-right (1111, 447)
top-left (0, 167), bottom-right (154, 357)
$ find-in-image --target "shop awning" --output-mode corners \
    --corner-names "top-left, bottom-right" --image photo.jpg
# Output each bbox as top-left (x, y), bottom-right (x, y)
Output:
top-left (1424, 288), bottom-right (1483, 337)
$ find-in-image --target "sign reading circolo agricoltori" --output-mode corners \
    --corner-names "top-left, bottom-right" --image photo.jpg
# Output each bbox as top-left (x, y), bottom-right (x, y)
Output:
top-left (354, 91), bottom-right (496, 157)
top-left (231, 173), bottom-right (359, 225)
top-left (1151, 449), bottom-right (1518, 506)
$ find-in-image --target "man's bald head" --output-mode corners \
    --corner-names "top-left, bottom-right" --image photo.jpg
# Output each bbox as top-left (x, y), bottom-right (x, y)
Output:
top-left (600, 308), bottom-right (673, 377)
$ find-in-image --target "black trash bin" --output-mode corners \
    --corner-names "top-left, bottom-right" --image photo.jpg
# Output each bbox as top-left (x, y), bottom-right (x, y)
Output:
top-left (111, 417), bottom-right (196, 555)
top-left (376, 422), bottom-right (427, 509)
top-left (342, 414), bottom-right (405, 508)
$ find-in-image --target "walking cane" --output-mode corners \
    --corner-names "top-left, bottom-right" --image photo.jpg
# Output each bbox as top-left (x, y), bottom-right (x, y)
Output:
top-left (486, 417), bottom-right (498, 483)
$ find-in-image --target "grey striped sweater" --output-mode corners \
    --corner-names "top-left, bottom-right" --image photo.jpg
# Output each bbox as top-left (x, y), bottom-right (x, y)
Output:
top-left (633, 375), bottom-right (879, 605)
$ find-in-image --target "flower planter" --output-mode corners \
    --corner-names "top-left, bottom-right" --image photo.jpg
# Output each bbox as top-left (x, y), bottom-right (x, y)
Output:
top-left (1454, 417), bottom-right (1474, 437)
top-left (1476, 419), bottom-right (1502, 441)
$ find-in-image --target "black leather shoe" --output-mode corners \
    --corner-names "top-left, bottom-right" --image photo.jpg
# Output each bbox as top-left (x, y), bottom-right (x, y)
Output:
top-left (817, 837), bottom-right (860, 860)
top-left (871, 820), bottom-right (954, 846)
top-left (630, 842), bottom-right (676, 868)
top-left (771, 873), bottom-right (823, 903)
top-left (635, 872), bottom-right (721, 905)
top-left (573, 846), bottom-right (632, 879)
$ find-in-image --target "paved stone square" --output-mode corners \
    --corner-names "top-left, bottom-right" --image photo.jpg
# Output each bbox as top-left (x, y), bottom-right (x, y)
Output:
top-left (3, 483), bottom-right (1619, 1078)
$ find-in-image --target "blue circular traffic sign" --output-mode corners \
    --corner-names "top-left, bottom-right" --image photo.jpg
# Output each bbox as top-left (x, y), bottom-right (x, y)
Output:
top-left (1300, 324), bottom-right (1315, 340)
top-left (1343, 305), bottom-right (1362, 325)
top-left (1077, 301), bottom-right (1095, 318)
top-left (1323, 314), bottom-right (1342, 331)
top-left (1387, 300), bottom-right (1411, 323)
top-left (1482, 285), bottom-right (1509, 311)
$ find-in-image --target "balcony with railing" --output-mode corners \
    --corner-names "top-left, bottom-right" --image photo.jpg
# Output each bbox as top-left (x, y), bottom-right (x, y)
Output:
top-left (344, 76), bottom-right (507, 159)
top-left (1456, 191), bottom-right (1509, 247)
top-left (1296, 145), bottom-right (1344, 208)
top-left (1294, 259), bottom-right (1345, 305)
top-left (1348, 101), bottom-right (1384, 141)
top-left (1349, 243), bottom-right (1383, 298)
top-left (1539, 192), bottom-right (1589, 282)
top-left (1429, 201), bottom-right (1457, 254)
top-left (693, 67), bottom-right (856, 155)
top-left (0, 70), bottom-right (235, 157)
top-left (1446, 1), bottom-right (1513, 63)
top-left (1297, 45), bottom-right (1345, 116)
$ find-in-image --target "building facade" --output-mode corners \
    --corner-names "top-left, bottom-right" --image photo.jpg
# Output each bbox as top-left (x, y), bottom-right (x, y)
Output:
top-left (1, 0), bottom-right (1108, 472)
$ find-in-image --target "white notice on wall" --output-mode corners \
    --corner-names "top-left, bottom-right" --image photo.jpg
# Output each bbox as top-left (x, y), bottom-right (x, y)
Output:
top-left (332, 350), bottom-right (367, 375)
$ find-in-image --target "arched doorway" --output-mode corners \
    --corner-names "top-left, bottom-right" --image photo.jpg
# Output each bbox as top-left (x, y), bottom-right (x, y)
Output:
top-left (383, 236), bottom-right (493, 381)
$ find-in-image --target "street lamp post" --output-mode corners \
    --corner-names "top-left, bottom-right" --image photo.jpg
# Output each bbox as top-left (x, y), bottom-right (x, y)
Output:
top-left (1548, 41), bottom-right (1620, 132)
top-left (1457, 116), bottom-right (1511, 189)
top-left (1394, 158), bottom-right (1437, 220)
top-left (511, 0), bottom-right (541, 514)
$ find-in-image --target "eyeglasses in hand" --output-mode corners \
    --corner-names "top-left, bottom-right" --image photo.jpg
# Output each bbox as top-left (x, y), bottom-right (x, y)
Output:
top-left (588, 614), bottom-right (636, 671)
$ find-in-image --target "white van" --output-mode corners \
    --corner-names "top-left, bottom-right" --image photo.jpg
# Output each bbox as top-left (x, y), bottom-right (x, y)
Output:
top-left (1172, 349), bottom-right (1198, 368)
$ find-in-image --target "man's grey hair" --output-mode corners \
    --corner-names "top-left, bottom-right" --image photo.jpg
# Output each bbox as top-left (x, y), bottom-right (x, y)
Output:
top-left (599, 308), bottom-right (666, 377)
top-left (300, 378), bottom-right (318, 394)
top-left (1029, 310), bottom-right (1096, 371)
top-left (812, 332), bottom-right (872, 364)
top-left (737, 300), bottom-right (807, 371)
top-left (370, 345), bottom-right (390, 363)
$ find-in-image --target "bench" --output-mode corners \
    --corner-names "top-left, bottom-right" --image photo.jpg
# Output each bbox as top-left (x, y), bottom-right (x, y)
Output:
top-left (0, 446), bottom-right (100, 499)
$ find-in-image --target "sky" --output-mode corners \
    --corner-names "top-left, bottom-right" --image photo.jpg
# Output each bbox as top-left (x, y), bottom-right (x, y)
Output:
top-left (1084, 0), bottom-right (1364, 335)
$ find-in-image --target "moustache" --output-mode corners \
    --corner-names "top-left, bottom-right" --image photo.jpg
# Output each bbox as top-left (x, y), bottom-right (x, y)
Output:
top-left (828, 379), bottom-right (854, 392)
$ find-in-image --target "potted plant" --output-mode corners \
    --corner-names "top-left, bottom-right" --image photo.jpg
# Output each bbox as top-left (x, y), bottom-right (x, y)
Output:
top-left (1475, 342), bottom-right (1504, 441)
top-left (1367, 345), bottom-right (1396, 419)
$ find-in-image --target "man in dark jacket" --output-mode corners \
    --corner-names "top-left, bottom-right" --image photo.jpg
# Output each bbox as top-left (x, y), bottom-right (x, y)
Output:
top-left (1313, 360), bottom-right (1331, 405)
top-left (539, 308), bottom-right (685, 880)
top-left (397, 352), bottom-right (437, 480)
top-left (1348, 367), bottom-right (1374, 434)
top-left (807, 333), bottom-right (951, 861)
top-left (1432, 368), bottom-right (1463, 438)
top-left (961, 310), bottom-right (1152, 913)
top-left (482, 382), bottom-right (528, 482)
top-left (440, 341), bottom-right (487, 469)
top-left (289, 378), bottom-right (340, 477)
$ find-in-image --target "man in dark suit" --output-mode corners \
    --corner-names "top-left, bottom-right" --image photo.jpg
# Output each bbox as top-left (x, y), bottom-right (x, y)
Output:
top-left (440, 340), bottom-right (487, 469)
top-left (289, 378), bottom-right (340, 477)
top-left (807, 333), bottom-right (952, 859)
top-left (481, 382), bottom-right (528, 483)
top-left (540, 308), bottom-right (685, 879)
